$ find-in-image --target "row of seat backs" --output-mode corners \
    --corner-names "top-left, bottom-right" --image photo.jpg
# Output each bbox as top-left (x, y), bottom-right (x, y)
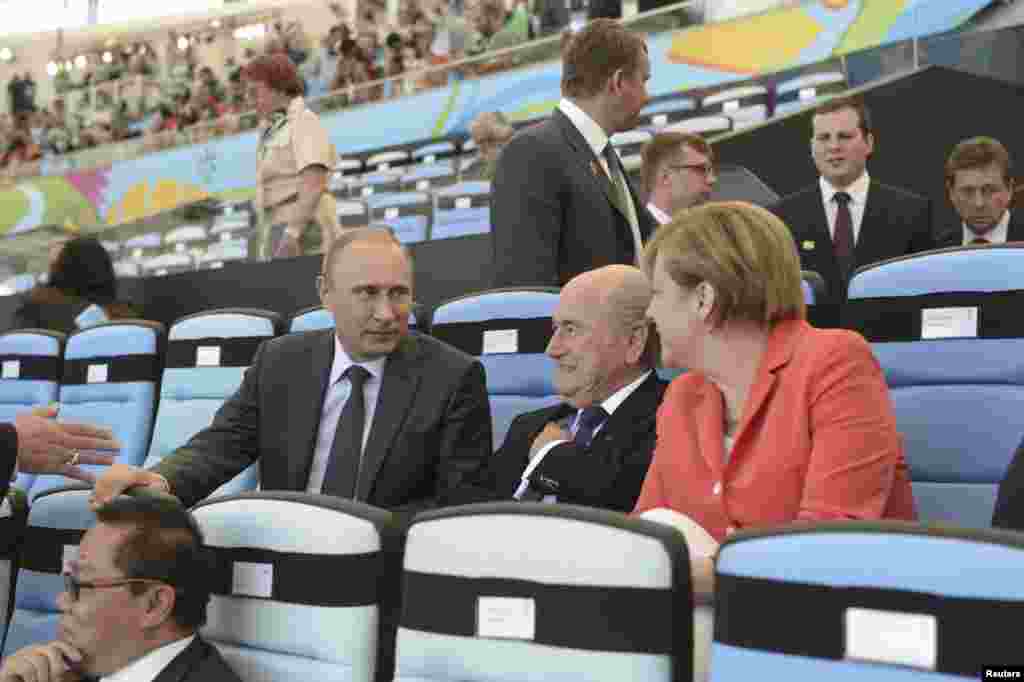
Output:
top-left (6, 491), bottom-right (694, 682)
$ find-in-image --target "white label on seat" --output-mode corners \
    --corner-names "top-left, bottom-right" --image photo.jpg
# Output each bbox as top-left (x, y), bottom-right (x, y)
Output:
top-left (724, 100), bottom-right (740, 112)
top-left (799, 87), bottom-right (818, 101)
top-left (845, 607), bottom-right (936, 669)
top-left (361, 186), bottom-right (374, 197)
top-left (174, 243), bottom-right (186, 253)
top-left (87, 364), bottom-right (109, 384)
top-left (210, 261), bottom-right (225, 269)
top-left (232, 561), bottom-right (274, 598)
top-left (224, 205), bottom-right (234, 215)
top-left (196, 346), bottom-right (221, 367)
top-left (378, 162), bottom-right (390, 171)
top-left (921, 306), bottom-right (978, 339)
top-left (482, 328), bottom-right (518, 354)
top-left (652, 114), bottom-right (667, 126)
top-left (1, 360), bottom-right (19, 379)
top-left (62, 545), bottom-right (79, 573)
top-left (477, 597), bottom-right (535, 640)
top-left (425, 154), bottom-right (436, 164)
top-left (339, 203), bottom-right (365, 216)
top-left (416, 180), bottom-right (430, 191)
top-left (455, 197), bottom-right (471, 209)
top-left (385, 207), bottom-right (399, 219)
top-left (220, 232), bottom-right (232, 242)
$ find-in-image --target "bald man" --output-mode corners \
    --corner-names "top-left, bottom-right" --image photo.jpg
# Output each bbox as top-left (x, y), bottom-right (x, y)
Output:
top-left (443, 265), bottom-right (668, 512)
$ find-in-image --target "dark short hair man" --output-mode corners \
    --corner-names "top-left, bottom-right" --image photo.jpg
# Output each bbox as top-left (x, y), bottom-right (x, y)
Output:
top-left (939, 136), bottom-right (1021, 246)
top-left (641, 131), bottom-right (716, 225)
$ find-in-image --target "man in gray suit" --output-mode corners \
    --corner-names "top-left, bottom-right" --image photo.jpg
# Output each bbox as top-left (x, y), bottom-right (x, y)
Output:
top-left (490, 18), bottom-right (657, 287)
top-left (92, 228), bottom-right (492, 511)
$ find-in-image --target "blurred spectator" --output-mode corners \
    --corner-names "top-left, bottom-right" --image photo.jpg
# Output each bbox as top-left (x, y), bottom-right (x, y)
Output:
top-left (7, 72), bottom-right (37, 117)
top-left (14, 236), bottom-right (138, 334)
top-left (465, 110), bottom-right (514, 181)
top-left (531, 0), bottom-right (570, 37)
top-left (468, 0), bottom-right (530, 56)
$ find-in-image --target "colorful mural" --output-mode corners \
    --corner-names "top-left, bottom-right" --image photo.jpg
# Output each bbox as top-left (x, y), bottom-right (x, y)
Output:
top-left (0, 0), bottom-right (994, 236)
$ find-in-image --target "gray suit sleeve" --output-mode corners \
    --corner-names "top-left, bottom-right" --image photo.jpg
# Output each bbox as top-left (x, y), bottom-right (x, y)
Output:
top-left (151, 342), bottom-right (266, 508)
top-left (490, 133), bottom-right (563, 287)
top-left (434, 359), bottom-right (492, 499)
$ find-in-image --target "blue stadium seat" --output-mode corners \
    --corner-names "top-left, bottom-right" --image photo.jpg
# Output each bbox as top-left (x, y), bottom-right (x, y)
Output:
top-left (366, 149), bottom-right (412, 172)
top-left (610, 130), bottom-right (652, 167)
top-left (712, 522), bottom-right (1024, 680)
top-left (142, 309), bottom-right (280, 499)
top-left (639, 97), bottom-right (698, 130)
top-left (366, 192), bottom-right (432, 244)
top-left (433, 181), bottom-right (491, 240)
top-left (191, 492), bottom-right (401, 682)
top-left (30, 321), bottom-right (163, 500)
top-left (395, 502), bottom-right (693, 682)
top-left (0, 330), bottom-right (64, 493)
top-left (846, 245), bottom-right (1024, 528)
top-left (430, 289), bottom-right (560, 450)
top-left (801, 270), bottom-right (826, 305)
top-left (289, 306), bottom-right (417, 333)
top-left (3, 488), bottom-right (92, 656)
top-left (702, 85), bottom-right (769, 130)
top-left (350, 171), bottom-right (404, 199)
top-left (336, 199), bottom-right (370, 230)
top-left (412, 141), bottom-right (457, 164)
top-left (774, 71), bottom-right (847, 117)
top-left (401, 161), bottom-right (457, 193)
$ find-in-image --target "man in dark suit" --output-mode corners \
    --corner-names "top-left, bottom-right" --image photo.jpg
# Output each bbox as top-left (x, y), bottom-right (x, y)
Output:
top-left (0, 495), bottom-right (241, 682)
top-left (771, 95), bottom-right (934, 302)
top-left (490, 19), bottom-right (657, 288)
top-left (444, 265), bottom-right (666, 512)
top-left (92, 227), bottom-right (492, 511)
top-left (936, 136), bottom-right (1022, 248)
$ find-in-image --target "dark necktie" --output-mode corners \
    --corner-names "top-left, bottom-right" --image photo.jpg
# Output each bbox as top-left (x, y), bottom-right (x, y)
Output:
top-left (832, 191), bottom-right (855, 282)
top-left (321, 365), bottom-right (371, 499)
top-left (574, 405), bottom-right (609, 449)
top-left (970, 236), bottom-right (991, 245)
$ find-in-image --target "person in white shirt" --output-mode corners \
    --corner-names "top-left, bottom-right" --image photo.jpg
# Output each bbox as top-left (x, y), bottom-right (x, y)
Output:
top-left (0, 496), bottom-right (241, 682)
top-left (641, 131), bottom-right (717, 225)
top-left (444, 265), bottom-right (668, 512)
top-left (939, 136), bottom-right (1022, 247)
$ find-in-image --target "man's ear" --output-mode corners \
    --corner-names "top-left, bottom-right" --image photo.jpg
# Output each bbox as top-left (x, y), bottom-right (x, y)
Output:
top-left (141, 584), bottom-right (177, 630)
top-left (626, 322), bottom-right (649, 365)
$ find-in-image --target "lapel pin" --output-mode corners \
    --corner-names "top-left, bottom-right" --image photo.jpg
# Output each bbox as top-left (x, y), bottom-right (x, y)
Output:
top-left (802, 240), bottom-right (816, 251)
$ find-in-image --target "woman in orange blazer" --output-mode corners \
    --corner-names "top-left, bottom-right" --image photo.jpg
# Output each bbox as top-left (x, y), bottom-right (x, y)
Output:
top-left (635, 201), bottom-right (916, 597)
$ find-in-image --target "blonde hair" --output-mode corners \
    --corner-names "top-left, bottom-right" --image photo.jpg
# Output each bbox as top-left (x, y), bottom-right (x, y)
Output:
top-left (642, 201), bottom-right (805, 327)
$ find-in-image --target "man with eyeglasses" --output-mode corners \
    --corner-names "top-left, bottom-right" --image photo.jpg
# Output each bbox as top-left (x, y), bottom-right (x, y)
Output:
top-left (938, 137), bottom-right (1022, 247)
top-left (640, 132), bottom-right (716, 225)
top-left (92, 227), bottom-right (492, 512)
top-left (0, 495), bottom-right (240, 682)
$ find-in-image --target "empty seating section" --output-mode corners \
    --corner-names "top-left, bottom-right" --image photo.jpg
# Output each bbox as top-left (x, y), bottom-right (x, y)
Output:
top-left (430, 289), bottom-right (560, 450)
top-left (640, 97), bottom-right (698, 130)
top-left (289, 305), bottom-right (337, 333)
top-left (610, 130), bottom-right (653, 167)
top-left (143, 309), bottom-right (280, 499)
top-left (433, 182), bottom-right (491, 239)
top-left (191, 493), bottom-right (400, 682)
top-left (846, 246), bottom-right (1024, 528)
top-left (775, 71), bottom-right (847, 116)
top-left (30, 321), bottom-right (163, 500)
top-left (712, 522), bottom-right (1024, 680)
top-left (367, 192), bottom-right (432, 244)
top-left (395, 503), bottom-right (693, 682)
top-left (702, 85), bottom-right (769, 130)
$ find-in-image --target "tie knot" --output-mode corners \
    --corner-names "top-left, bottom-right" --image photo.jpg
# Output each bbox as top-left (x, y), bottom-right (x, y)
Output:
top-left (970, 237), bottom-right (991, 245)
top-left (833, 191), bottom-right (852, 206)
top-left (344, 365), bottom-right (371, 388)
top-left (578, 405), bottom-right (609, 430)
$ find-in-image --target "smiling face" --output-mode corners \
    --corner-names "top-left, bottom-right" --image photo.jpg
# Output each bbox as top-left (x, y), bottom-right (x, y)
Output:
top-left (811, 106), bottom-right (874, 189)
top-left (645, 254), bottom-right (707, 370)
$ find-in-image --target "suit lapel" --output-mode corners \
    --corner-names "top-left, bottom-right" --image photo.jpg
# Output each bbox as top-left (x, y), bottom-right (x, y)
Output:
top-left (286, 331), bottom-right (335, 491)
top-left (357, 335), bottom-right (422, 501)
top-left (854, 181), bottom-right (889, 264)
top-left (1007, 211), bottom-right (1024, 242)
top-left (591, 373), bottom-right (663, 446)
top-left (151, 637), bottom-right (206, 682)
top-left (553, 108), bottom-right (632, 225)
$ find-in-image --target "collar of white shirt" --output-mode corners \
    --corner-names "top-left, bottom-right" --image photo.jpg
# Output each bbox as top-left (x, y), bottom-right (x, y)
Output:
top-left (963, 209), bottom-right (1011, 245)
top-left (330, 335), bottom-right (388, 386)
top-left (647, 202), bottom-right (671, 225)
top-left (558, 97), bottom-right (610, 160)
top-left (100, 634), bottom-right (196, 682)
top-left (595, 370), bottom-right (653, 421)
top-left (819, 171), bottom-right (870, 207)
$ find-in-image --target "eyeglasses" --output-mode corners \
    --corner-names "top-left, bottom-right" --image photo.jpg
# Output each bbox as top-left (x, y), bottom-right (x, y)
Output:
top-left (669, 163), bottom-right (716, 179)
top-left (63, 574), bottom-right (167, 602)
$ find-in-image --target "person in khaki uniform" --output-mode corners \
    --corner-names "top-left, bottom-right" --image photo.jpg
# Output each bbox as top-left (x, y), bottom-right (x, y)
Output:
top-left (243, 53), bottom-right (339, 259)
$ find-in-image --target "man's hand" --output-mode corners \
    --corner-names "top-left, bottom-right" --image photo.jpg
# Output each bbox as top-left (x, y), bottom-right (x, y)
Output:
top-left (0, 640), bottom-right (83, 682)
top-left (90, 463), bottom-right (172, 510)
top-left (528, 422), bottom-right (570, 460)
top-left (14, 406), bottom-right (120, 483)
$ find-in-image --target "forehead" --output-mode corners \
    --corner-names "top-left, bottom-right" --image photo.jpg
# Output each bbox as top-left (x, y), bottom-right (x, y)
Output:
top-left (812, 107), bottom-right (861, 134)
top-left (555, 280), bottom-right (609, 325)
top-left (680, 143), bottom-right (710, 164)
top-left (951, 163), bottom-right (1007, 187)
top-left (78, 523), bottom-right (128, 572)
top-left (329, 241), bottom-right (412, 284)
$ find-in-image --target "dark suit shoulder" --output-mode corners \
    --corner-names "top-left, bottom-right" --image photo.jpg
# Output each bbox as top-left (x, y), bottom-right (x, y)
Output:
top-left (404, 330), bottom-right (478, 372)
top-left (260, 327), bottom-right (332, 356)
top-left (155, 637), bottom-right (242, 682)
top-left (870, 180), bottom-right (928, 204)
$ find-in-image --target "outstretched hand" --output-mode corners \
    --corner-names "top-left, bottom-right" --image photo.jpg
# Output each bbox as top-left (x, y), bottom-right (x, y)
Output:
top-left (14, 405), bottom-right (120, 483)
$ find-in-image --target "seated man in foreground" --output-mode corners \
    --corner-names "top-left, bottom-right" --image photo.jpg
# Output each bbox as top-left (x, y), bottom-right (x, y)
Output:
top-left (444, 265), bottom-right (667, 512)
top-left (0, 495), bottom-right (241, 682)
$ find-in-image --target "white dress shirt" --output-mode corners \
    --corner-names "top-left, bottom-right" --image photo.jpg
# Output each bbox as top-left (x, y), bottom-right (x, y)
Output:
top-left (100, 635), bottom-right (195, 682)
top-left (647, 202), bottom-right (672, 225)
top-left (558, 98), bottom-right (644, 260)
top-left (819, 171), bottom-right (871, 244)
top-left (306, 335), bottom-right (388, 493)
top-left (962, 209), bottom-right (1010, 245)
top-left (514, 370), bottom-right (652, 499)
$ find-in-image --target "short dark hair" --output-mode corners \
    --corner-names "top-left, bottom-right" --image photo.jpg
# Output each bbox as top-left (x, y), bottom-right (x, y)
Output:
top-left (320, 226), bottom-right (411, 287)
top-left (561, 19), bottom-right (647, 99)
top-left (812, 95), bottom-right (873, 139)
top-left (95, 496), bottom-right (212, 631)
top-left (640, 132), bottom-right (714, 196)
top-left (50, 237), bottom-right (117, 304)
top-left (241, 53), bottom-right (304, 97)
top-left (945, 136), bottom-right (1013, 188)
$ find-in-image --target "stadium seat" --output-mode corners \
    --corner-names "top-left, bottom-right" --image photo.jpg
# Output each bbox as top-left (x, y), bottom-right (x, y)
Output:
top-left (335, 158), bottom-right (364, 177)
top-left (712, 521), bottom-right (1024, 680)
top-left (610, 129), bottom-right (652, 167)
top-left (412, 141), bottom-right (457, 164)
top-left (664, 116), bottom-right (732, 137)
top-left (401, 161), bottom-right (457, 193)
top-left (209, 202), bottom-right (255, 241)
top-left (112, 261), bottom-right (142, 278)
top-left (141, 251), bottom-right (195, 277)
top-left (142, 309), bottom-right (280, 499)
top-left (197, 238), bottom-right (250, 269)
top-left (192, 492), bottom-right (402, 682)
top-left (337, 199), bottom-right (370, 230)
top-left (801, 270), bottom-right (826, 305)
top-left (0, 274), bottom-right (39, 295)
top-left (0, 329), bottom-right (65, 493)
top-left (639, 97), bottom-right (698, 130)
top-left (433, 182), bottom-right (491, 240)
top-left (430, 289), bottom-right (560, 450)
top-left (30, 321), bottom-right (163, 500)
top-left (774, 71), bottom-right (847, 117)
top-left (3, 487), bottom-right (92, 656)
top-left (366, 192), bottom-right (432, 244)
top-left (366, 150), bottom-right (412, 172)
top-left (702, 85), bottom-right (769, 130)
top-left (395, 502), bottom-right (693, 682)
top-left (845, 245), bottom-right (1024, 528)
top-left (350, 171), bottom-right (404, 199)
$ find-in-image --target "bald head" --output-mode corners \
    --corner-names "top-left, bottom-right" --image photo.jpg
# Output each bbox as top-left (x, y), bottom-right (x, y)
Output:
top-left (566, 265), bottom-right (651, 330)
